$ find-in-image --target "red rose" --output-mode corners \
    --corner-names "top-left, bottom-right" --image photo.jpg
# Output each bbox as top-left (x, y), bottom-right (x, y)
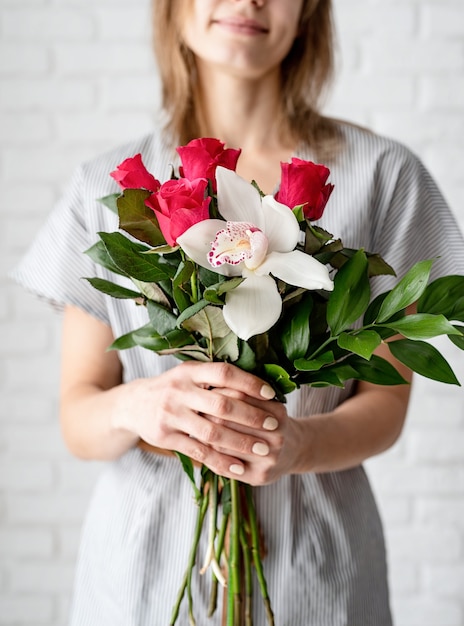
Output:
top-left (275, 158), bottom-right (334, 221)
top-left (110, 153), bottom-right (160, 192)
top-left (177, 138), bottom-right (241, 192)
top-left (145, 178), bottom-right (211, 246)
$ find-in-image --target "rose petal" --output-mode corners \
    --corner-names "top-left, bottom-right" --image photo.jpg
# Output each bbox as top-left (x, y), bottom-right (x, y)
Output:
top-left (216, 167), bottom-right (265, 229)
top-left (223, 273), bottom-right (282, 340)
top-left (256, 250), bottom-right (334, 292)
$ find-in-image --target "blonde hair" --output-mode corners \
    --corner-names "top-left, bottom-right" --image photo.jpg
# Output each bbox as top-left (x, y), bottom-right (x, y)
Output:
top-left (152, 0), bottom-right (340, 159)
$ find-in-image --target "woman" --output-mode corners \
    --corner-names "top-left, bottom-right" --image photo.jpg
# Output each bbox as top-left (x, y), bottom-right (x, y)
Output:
top-left (12, 0), bottom-right (464, 624)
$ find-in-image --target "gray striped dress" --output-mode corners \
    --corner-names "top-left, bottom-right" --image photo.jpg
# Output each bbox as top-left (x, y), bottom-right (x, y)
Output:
top-left (12, 122), bottom-right (464, 625)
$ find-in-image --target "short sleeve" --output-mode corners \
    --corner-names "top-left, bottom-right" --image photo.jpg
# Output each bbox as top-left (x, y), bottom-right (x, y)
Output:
top-left (369, 147), bottom-right (464, 298)
top-left (10, 165), bottom-right (111, 325)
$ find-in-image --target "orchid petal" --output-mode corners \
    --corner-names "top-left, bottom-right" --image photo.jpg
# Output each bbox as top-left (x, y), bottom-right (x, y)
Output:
top-left (177, 219), bottom-right (242, 276)
top-left (261, 195), bottom-right (300, 252)
top-left (216, 167), bottom-right (265, 230)
top-left (256, 250), bottom-right (334, 292)
top-left (223, 273), bottom-right (282, 340)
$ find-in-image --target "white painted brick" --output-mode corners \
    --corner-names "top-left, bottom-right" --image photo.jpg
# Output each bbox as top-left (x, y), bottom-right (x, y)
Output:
top-left (57, 459), bottom-right (101, 492)
top-left (335, 4), bottom-right (416, 35)
top-left (0, 78), bottom-right (96, 112)
top-left (0, 594), bottom-right (54, 624)
top-left (2, 146), bottom-right (94, 183)
top-left (422, 5), bottom-right (464, 37)
top-left (6, 494), bottom-right (89, 525)
top-left (371, 112), bottom-right (464, 147)
top-left (0, 529), bottom-right (54, 558)
top-left (101, 75), bottom-right (161, 111)
top-left (0, 460), bottom-right (54, 491)
top-left (10, 561), bottom-right (74, 593)
top-left (364, 39), bottom-right (464, 73)
top-left (387, 526), bottom-right (462, 562)
top-left (0, 114), bottom-right (51, 145)
top-left (417, 498), bottom-right (464, 526)
top-left (331, 74), bottom-right (415, 108)
top-left (0, 44), bottom-right (49, 75)
top-left (58, 527), bottom-right (82, 559)
top-left (0, 322), bottom-right (49, 355)
top-left (3, 424), bottom-right (66, 459)
top-left (96, 7), bottom-right (151, 41)
top-left (55, 43), bottom-right (154, 75)
top-left (392, 596), bottom-right (462, 626)
top-left (2, 9), bottom-right (95, 42)
top-left (4, 355), bottom-right (59, 391)
top-left (410, 432), bottom-right (464, 463)
top-left (0, 184), bottom-right (56, 215)
top-left (420, 76), bottom-right (464, 112)
top-left (0, 392), bottom-right (55, 423)
top-left (423, 564), bottom-right (464, 597)
top-left (369, 465), bottom-right (464, 496)
top-left (56, 112), bottom-right (154, 144)
top-left (388, 560), bottom-right (419, 594)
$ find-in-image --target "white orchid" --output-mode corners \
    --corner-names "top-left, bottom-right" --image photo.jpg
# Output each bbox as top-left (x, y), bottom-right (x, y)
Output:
top-left (177, 167), bottom-right (334, 340)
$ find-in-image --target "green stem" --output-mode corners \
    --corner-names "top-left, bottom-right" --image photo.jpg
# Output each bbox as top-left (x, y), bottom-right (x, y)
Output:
top-left (240, 523), bottom-right (253, 626)
top-left (245, 485), bottom-right (274, 626)
top-left (227, 479), bottom-right (241, 626)
top-left (208, 511), bottom-right (229, 617)
top-left (190, 267), bottom-right (199, 304)
top-left (169, 487), bottom-right (209, 626)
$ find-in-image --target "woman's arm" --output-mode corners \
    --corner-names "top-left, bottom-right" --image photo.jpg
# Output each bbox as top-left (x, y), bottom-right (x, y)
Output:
top-left (59, 305), bottom-right (279, 475)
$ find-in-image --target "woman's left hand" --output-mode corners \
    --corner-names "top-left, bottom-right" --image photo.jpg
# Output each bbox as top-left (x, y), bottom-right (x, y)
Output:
top-left (204, 388), bottom-right (305, 486)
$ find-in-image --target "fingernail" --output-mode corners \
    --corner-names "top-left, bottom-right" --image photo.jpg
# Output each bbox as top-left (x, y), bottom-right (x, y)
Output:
top-left (263, 416), bottom-right (278, 431)
top-left (260, 384), bottom-right (275, 400)
top-left (252, 442), bottom-right (269, 456)
top-left (229, 464), bottom-right (245, 476)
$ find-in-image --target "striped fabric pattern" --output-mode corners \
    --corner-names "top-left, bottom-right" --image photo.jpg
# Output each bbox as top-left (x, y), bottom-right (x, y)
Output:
top-left (11, 122), bottom-right (464, 625)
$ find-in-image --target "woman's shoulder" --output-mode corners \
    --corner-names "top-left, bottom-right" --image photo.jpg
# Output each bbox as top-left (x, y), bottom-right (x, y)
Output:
top-left (331, 118), bottom-right (423, 172)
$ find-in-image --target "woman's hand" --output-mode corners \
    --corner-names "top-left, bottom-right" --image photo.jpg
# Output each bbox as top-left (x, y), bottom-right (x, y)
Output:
top-left (112, 361), bottom-right (285, 479)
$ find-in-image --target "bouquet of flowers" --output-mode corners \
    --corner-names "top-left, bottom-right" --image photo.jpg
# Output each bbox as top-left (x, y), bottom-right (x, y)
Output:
top-left (86, 138), bottom-right (464, 625)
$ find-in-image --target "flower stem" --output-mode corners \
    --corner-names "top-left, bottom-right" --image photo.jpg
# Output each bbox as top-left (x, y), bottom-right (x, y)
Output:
top-left (245, 485), bottom-right (274, 626)
top-left (208, 510), bottom-right (229, 617)
top-left (169, 486), bottom-right (209, 626)
top-left (227, 479), bottom-right (241, 626)
top-left (240, 523), bottom-right (253, 626)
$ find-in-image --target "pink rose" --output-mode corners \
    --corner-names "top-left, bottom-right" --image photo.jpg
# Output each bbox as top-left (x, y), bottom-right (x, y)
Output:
top-left (275, 158), bottom-right (334, 221)
top-left (110, 153), bottom-right (160, 192)
top-left (145, 178), bottom-right (211, 246)
top-left (177, 138), bottom-right (241, 192)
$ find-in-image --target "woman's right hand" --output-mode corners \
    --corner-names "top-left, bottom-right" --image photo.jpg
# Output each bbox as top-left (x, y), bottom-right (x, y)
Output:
top-left (114, 361), bottom-right (278, 478)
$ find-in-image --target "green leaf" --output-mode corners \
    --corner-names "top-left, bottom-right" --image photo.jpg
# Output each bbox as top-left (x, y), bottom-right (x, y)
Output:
top-left (294, 351), bottom-right (335, 371)
top-left (281, 294), bottom-right (313, 361)
top-left (292, 204), bottom-right (305, 223)
top-left (212, 332), bottom-right (239, 362)
top-left (327, 249), bottom-right (370, 335)
top-left (99, 232), bottom-right (171, 282)
top-left (376, 259), bottom-right (434, 323)
top-left (198, 266), bottom-right (225, 288)
top-left (176, 299), bottom-right (210, 327)
top-left (204, 277), bottom-right (245, 304)
top-left (182, 305), bottom-right (230, 339)
top-left (263, 364), bottom-right (297, 395)
top-left (388, 339), bottom-right (460, 385)
top-left (172, 261), bottom-right (194, 312)
top-left (304, 223), bottom-right (334, 255)
top-left (381, 314), bottom-right (461, 340)
top-left (85, 240), bottom-right (127, 276)
top-left (337, 330), bottom-right (382, 360)
top-left (174, 452), bottom-right (200, 501)
top-left (98, 192), bottom-right (120, 214)
top-left (134, 328), bottom-right (193, 352)
top-left (235, 341), bottom-right (257, 371)
top-left (347, 354), bottom-right (409, 386)
top-left (146, 300), bottom-right (177, 336)
top-left (449, 325), bottom-right (464, 350)
top-left (117, 188), bottom-right (166, 246)
top-left (84, 277), bottom-right (142, 300)
top-left (417, 275), bottom-right (464, 322)
top-left (130, 279), bottom-right (171, 307)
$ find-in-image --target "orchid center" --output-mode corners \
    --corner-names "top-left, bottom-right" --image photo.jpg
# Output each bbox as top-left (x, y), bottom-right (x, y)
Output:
top-left (208, 221), bottom-right (269, 271)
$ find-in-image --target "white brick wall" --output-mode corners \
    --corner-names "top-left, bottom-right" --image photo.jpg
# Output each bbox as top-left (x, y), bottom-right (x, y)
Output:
top-left (1, 1), bottom-right (463, 625)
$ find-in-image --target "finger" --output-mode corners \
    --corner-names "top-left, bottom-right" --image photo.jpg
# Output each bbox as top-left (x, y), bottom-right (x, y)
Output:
top-left (186, 386), bottom-right (280, 432)
top-left (182, 361), bottom-right (276, 401)
top-left (166, 432), bottom-right (247, 478)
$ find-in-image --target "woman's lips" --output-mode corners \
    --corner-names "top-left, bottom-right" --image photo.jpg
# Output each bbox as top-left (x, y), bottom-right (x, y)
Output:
top-left (213, 17), bottom-right (269, 35)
